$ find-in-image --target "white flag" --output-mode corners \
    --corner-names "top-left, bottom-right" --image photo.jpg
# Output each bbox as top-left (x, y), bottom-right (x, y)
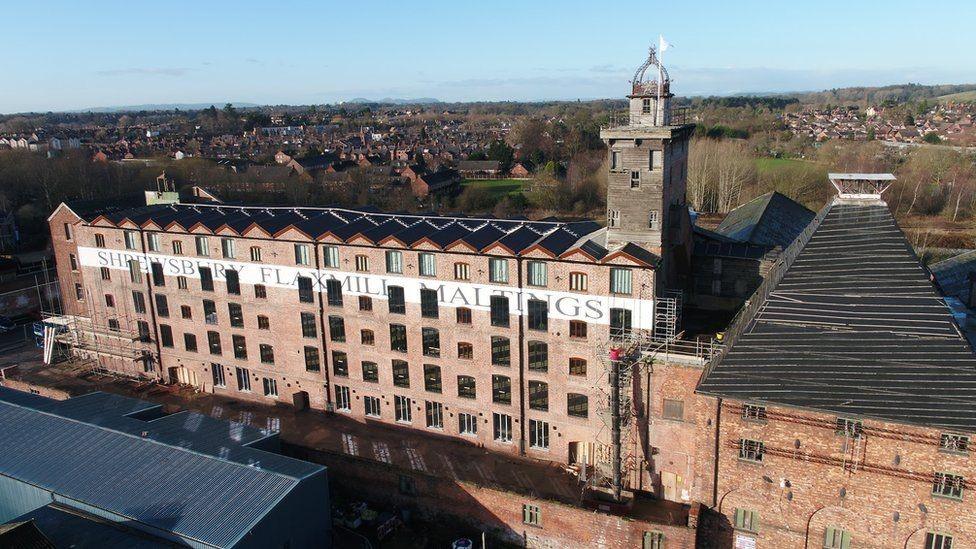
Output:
top-left (659, 35), bottom-right (673, 53)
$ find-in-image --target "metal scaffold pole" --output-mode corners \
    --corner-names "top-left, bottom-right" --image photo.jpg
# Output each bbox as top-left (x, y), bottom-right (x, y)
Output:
top-left (609, 352), bottom-right (622, 501)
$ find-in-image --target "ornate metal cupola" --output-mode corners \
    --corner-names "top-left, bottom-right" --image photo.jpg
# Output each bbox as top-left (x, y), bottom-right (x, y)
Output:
top-left (628, 47), bottom-right (673, 127)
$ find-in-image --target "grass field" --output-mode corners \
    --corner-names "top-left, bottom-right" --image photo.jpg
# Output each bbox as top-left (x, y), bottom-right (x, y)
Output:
top-left (755, 157), bottom-right (810, 175)
top-left (460, 178), bottom-right (527, 198)
top-left (937, 90), bottom-right (976, 102)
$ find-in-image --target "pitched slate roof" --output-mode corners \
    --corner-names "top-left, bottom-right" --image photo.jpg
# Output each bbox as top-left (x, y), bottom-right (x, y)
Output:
top-left (715, 191), bottom-right (815, 248)
top-left (0, 388), bottom-right (325, 548)
top-left (698, 199), bottom-right (976, 431)
top-left (930, 249), bottom-right (976, 305)
top-left (81, 201), bottom-right (625, 262)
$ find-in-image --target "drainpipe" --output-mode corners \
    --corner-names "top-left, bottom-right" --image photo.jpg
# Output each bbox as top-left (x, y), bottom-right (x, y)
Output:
top-left (139, 230), bottom-right (164, 381)
top-left (516, 256), bottom-right (526, 455)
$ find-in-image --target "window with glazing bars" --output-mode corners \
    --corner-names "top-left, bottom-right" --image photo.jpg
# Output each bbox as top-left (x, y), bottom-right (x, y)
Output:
top-left (425, 401), bottom-right (443, 428)
top-left (527, 299), bottom-right (548, 331)
top-left (569, 357), bottom-right (587, 376)
top-left (151, 262), bottom-right (165, 287)
top-left (570, 320), bottom-right (587, 338)
top-left (610, 268), bottom-right (633, 295)
top-left (422, 328), bottom-right (440, 357)
top-left (457, 375), bottom-right (476, 399)
top-left (456, 307), bottom-right (472, 324)
top-left (304, 346), bottom-right (320, 372)
top-left (207, 331), bottom-right (221, 355)
top-left (388, 286), bottom-right (405, 314)
top-left (390, 324), bottom-right (407, 352)
top-left (527, 341), bottom-right (548, 372)
top-left (361, 329), bottom-right (375, 345)
top-left (386, 250), bottom-right (403, 273)
top-left (298, 276), bottom-right (314, 303)
top-left (259, 344), bottom-right (274, 364)
top-left (203, 299), bottom-right (218, 324)
top-left (738, 439), bottom-right (764, 463)
top-left (359, 296), bottom-right (372, 311)
top-left (567, 393), bottom-right (588, 418)
top-left (528, 381), bottom-right (548, 411)
top-left (199, 267), bottom-right (214, 291)
top-left (332, 350), bottom-right (348, 376)
top-left (457, 342), bottom-right (473, 360)
top-left (490, 295), bottom-right (509, 327)
top-left (224, 269), bottom-right (240, 295)
top-left (492, 375), bottom-right (511, 405)
top-left (326, 279), bottom-right (342, 306)
top-left (228, 303), bottom-right (243, 327)
top-left (526, 261), bottom-right (547, 287)
top-left (154, 294), bottom-right (169, 317)
top-left (323, 245), bottom-right (339, 268)
top-left (418, 252), bottom-right (436, 276)
top-left (233, 335), bottom-right (247, 360)
top-left (529, 419), bottom-right (549, 449)
top-left (392, 359), bottom-right (410, 388)
top-left (420, 288), bottom-right (439, 318)
top-left (132, 291), bottom-right (146, 314)
top-left (489, 258), bottom-right (508, 283)
top-left (423, 364), bottom-right (441, 392)
top-left (362, 361), bottom-right (379, 382)
top-left (932, 472), bottom-right (964, 500)
top-left (491, 336), bottom-right (510, 366)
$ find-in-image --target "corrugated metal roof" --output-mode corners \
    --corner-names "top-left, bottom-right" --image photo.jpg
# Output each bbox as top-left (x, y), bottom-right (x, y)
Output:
top-left (0, 388), bottom-right (325, 548)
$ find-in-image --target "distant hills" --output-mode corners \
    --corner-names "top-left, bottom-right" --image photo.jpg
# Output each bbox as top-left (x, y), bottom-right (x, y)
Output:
top-left (73, 102), bottom-right (261, 113)
top-left (344, 98), bottom-right (442, 105)
top-left (783, 84), bottom-right (976, 105)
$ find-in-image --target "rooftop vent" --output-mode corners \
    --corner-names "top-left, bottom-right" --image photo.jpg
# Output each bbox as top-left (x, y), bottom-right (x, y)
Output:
top-left (828, 173), bottom-right (895, 200)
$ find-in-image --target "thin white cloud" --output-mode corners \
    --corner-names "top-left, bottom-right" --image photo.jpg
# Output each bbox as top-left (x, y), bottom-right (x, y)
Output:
top-left (96, 67), bottom-right (193, 77)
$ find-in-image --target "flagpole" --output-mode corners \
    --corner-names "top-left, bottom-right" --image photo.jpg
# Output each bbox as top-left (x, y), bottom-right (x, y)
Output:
top-left (656, 42), bottom-right (663, 125)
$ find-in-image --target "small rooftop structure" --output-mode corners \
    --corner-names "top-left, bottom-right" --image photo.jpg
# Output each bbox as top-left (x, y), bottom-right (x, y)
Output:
top-left (828, 172), bottom-right (896, 199)
top-left (0, 387), bottom-right (330, 548)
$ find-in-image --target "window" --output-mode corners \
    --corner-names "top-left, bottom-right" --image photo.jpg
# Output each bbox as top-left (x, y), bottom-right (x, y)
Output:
top-left (456, 307), bottom-right (472, 324)
top-left (739, 439), bottom-right (765, 463)
top-left (941, 433), bottom-right (970, 454)
top-left (926, 532), bottom-right (954, 549)
top-left (326, 279), bottom-right (342, 306)
top-left (610, 308), bottom-right (632, 339)
top-left (492, 375), bottom-right (511, 405)
top-left (388, 286), bottom-right (405, 314)
top-left (454, 262), bottom-right (470, 281)
top-left (64, 223), bottom-right (73, 241)
top-left (395, 395), bottom-right (412, 423)
top-left (490, 296), bottom-right (509, 327)
top-left (298, 276), bottom-right (314, 303)
top-left (420, 288), bottom-right (439, 318)
top-left (528, 341), bottom-right (548, 372)
top-left (491, 336), bottom-right (510, 366)
top-left (327, 315), bottom-right (343, 341)
top-left (250, 246), bottom-right (262, 262)
top-left (362, 361), bottom-right (379, 383)
top-left (228, 303), bottom-right (243, 327)
top-left (364, 395), bottom-right (381, 417)
top-left (523, 504), bottom-right (541, 526)
top-left (104, 294), bottom-right (115, 308)
top-left (390, 324), bottom-right (408, 352)
top-left (355, 254), bottom-right (369, 272)
top-left (257, 315), bottom-right (269, 329)
top-left (526, 261), bottom-right (547, 287)
top-left (392, 359), bottom-right (410, 388)
top-left (648, 210), bottom-right (660, 230)
top-left (177, 276), bottom-right (188, 290)
top-left (359, 296), bottom-right (373, 311)
top-left (332, 350), bottom-right (348, 376)
top-left (335, 385), bottom-right (351, 411)
top-left (323, 245), bottom-right (339, 268)
top-left (385, 250), bottom-right (403, 273)
top-left (199, 267), bottom-right (214, 291)
top-left (151, 262), bottom-right (165, 287)
top-left (642, 97), bottom-right (652, 114)
top-left (300, 312), bottom-right (320, 338)
top-left (74, 283), bottom-right (83, 300)
top-left (138, 321), bottom-right (150, 342)
top-left (128, 259), bottom-right (142, 284)
top-left (569, 357), bottom-right (587, 376)
top-left (108, 318), bottom-right (120, 332)
top-left (195, 236), bottom-right (209, 256)
top-left (94, 233), bottom-right (105, 247)
top-left (733, 508), bottom-right (759, 533)
top-left (203, 300), bottom-right (218, 324)
top-left (610, 268), bottom-right (633, 295)
top-left (489, 258), bottom-right (508, 283)
top-left (304, 346), bottom-right (320, 372)
top-left (262, 377), bottom-right (278, 397)
top-left (259, 344), bottom-right (274, 364)
top-left (361, 329), bottom-right (375, 345)
top-left (932, 472), bottom-right (964, 500)
top-left (493, 412), bottom-right (512, 442)
top-left (211, 363), bottom-right (226, 388)
top-left (529, 381), bottom-right (548, 411)
top-left (611, 150), bottom-right (621, 170)
top-left (836, 418), bottom-right (863, 439)
top-left (459, 413), bottom-right (478, 436)
top-left (458, 342), bottom-right (473, 360)
top-left (529, 419), bottom-right (549, 449)
top-left (651, 149), bottom-right (663, 169)
top-left (644, 531), bottom-right (664, 549)
top-left (236, 367), bottom-right (251, 392)
top-left (570, 320), bottom-right (587, 339)
top-left (425, 401), bottom-right (443, 429)
top-left (742, 404), bottom-right (767, 422)
top-left (233, 335), bottom-right (247, 360)
top-left (630, 170), bottom-right (641, 188)
top-left (663, 399), bottom-right (684, 420)
top-left (423, 364), bottom-right (441, 393)
top-left (422, 328), bottom-right (440, 357)
top-left (823, 527), bottom-right (851, 549)
top-left (457, 375), bottom-right (476, 399)
top-left (528, 299), bottom-right (548, 331)
top-left (159, 324), bottom-right (173, 347)
top-left (608, 209), bottom-right (620, 228)
top-left (69, 253), bottom-right (78, 271)
top-left (154, 294), bottom-right (169, 317)
top-left (124, 230), bottom-right (138, 250)
top-left (172, 240), bottom-right (183, 255)
top-left (221, 238), bottom-right (235, 259)
top-left (132, 291), bottom-right (146, 314)
top-left (294, 244), bottom-right (310, 266)
top-left (207, 331), bottom-right (221, 355)
top-left (100, 267), bottom-right (110, 281)
top-left (567, 393), bottom-right (588, 418)
top-left (225, 269), bottom-right (240, 295)
top-left (569, 272), bottom-right (587, 292)
top-left (415, 252), bottom-right (436, 277)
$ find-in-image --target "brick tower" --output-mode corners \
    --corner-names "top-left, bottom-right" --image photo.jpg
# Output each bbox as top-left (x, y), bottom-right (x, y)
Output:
top-left (601, 46), bottom-right (694, 289)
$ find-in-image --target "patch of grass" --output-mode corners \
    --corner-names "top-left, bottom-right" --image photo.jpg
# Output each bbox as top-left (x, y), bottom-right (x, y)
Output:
top-left (755, 157), bottom-right (807, 175)
top-left (937, 90), bottom-right (976, 102)
top-left (461, 178), bottom-right (526, 198)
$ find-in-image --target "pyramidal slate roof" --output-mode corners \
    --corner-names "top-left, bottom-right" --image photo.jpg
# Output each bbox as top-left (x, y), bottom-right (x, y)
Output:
top-left (715, 191), bottom-right (815, 248)
top-left (698, 198), bottom-right (976, 431)
top-left (68, 200), bottom-right (633, 263)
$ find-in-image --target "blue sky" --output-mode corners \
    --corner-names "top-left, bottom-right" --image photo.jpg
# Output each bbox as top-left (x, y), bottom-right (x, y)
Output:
top-left (3, 0), bottom-right (975, 113)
